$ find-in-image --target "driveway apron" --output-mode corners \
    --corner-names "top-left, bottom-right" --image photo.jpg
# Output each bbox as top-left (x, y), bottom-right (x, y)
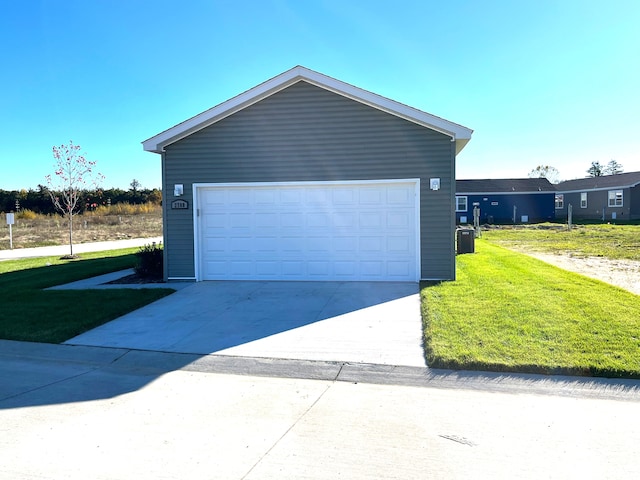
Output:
top-left (66, 281), bottom-right (426, 367)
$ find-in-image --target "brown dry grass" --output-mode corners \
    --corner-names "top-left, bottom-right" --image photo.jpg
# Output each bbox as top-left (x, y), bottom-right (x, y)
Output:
top-left (1, 204), bottom-right (162, 249)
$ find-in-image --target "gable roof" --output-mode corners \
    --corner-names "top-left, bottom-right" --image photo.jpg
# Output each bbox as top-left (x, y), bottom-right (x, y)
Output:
top-left (142, 65), bottom-right (473, 154)
top-left (456, 178), bottom-right (556, 194)
top-left (556, 171), bottom-right (640, 192)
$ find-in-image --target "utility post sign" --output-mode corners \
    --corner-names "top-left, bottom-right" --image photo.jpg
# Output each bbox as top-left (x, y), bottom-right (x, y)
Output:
top-left (6, 212), bottom-right (15, 249)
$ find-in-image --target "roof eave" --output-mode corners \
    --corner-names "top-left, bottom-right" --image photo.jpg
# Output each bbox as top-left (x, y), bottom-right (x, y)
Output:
top-left (142, 66), bottom-right (473, 154)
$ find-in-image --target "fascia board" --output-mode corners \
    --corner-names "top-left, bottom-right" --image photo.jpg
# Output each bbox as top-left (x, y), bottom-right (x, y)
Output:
top-left (558, 183), bottom-right (639, 194)
top-left (456, 191), bottom-right (555, 196)
top-left (142, 65), bottom-right (473, 154)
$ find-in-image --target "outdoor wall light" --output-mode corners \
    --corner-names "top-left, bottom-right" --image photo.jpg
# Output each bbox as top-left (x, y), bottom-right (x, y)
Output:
top-left (174, 184), bottom-right (184, 196)
top-left (430, 178), bottom-right (441, 191)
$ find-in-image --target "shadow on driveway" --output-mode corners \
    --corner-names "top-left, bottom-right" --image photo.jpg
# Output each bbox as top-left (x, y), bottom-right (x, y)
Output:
top-left (1, 280), bottom-right (424, 410)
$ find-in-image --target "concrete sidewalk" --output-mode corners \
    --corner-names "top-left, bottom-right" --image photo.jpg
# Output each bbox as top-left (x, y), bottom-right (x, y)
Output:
top-left (0, 236), bottom-right (163, 260)
top-left (2, 340), bottom-right (640, 479)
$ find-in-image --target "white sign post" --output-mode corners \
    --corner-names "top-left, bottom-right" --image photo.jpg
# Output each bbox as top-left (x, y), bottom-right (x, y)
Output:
top-left (6, 213), bottom-right (14, 250)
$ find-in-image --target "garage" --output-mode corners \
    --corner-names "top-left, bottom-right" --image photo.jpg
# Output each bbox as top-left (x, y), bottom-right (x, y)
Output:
top-left (143, 66), bottom-right (473, 281)
top-left (195, 180), bottom-right (419, 282)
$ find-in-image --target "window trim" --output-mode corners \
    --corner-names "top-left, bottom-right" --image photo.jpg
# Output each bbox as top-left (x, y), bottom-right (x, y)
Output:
top-left (555, 193), bottom-right (564, 209)
top-left (608, 190), bottom-right (623, 207)
top-left (455, 196), bottom-right (468, 212)
top-left (580, 192), bottom-right (587, 209)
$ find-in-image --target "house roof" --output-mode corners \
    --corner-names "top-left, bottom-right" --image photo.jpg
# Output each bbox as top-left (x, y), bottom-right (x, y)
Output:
top-left (456, 178), bottom-right (556, 194)
top-left (142, 65), bottom-right (473, 154)
top-left (556, 171), bottom-right (640, 192)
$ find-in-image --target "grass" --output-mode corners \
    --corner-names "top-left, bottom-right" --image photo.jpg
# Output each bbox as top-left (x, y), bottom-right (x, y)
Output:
top-left (422, 240), bottom-right (640, 378)
top-left (0, 248), bottom-right (174, 344)
top-left (482, 223), bottom-right (640, 261)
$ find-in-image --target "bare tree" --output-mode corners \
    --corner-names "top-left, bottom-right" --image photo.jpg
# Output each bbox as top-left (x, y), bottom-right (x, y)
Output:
top-left (130, 178), bottom-right (141, 192)
top-left (587, 161), bottom-right (604, 177)
top-left (45, 141), bottom-right (104, 257)
top-left (528, 165), bottom-right (560, 183)
top-left (604, 159), bottom-right (624, 175)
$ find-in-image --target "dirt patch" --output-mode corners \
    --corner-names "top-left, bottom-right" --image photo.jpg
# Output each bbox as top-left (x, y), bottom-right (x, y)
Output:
top-left (524, 252), bottom-right (640, 296)
top-left (0, 210), bottom-right (162, 250)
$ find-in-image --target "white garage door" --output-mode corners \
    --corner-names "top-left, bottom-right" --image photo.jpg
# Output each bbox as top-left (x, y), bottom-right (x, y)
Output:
top-left (196, 180), bottom-right (419, 282)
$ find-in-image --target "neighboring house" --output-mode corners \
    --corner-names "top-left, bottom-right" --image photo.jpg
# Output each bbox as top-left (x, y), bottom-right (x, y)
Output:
top-left (555, 171), bottom-right (640, 221)
top-left (455, 178), bottom-right (556, 224)
top-left (143, 66), bottom-right (473, 282)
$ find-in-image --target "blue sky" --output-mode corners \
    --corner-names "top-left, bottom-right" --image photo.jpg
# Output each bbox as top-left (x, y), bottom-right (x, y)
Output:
top-left (1, 0), bottom-right (639, 190)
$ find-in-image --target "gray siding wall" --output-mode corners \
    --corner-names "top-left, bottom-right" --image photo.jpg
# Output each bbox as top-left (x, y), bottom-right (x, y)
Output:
top-left (630, 185), bottom-right (640, 220)
top-left (557, 189), bottom-right (632, 221)
top-left (162, 81), bottom-right (456, 280)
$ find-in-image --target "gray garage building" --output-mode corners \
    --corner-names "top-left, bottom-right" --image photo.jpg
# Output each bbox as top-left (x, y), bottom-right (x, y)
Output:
top-left (143, 66), bottom-right (472, 282)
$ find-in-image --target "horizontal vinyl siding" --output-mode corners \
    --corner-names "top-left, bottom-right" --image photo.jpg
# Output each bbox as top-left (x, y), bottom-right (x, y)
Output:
top-left (631, 185), bottom-right (640, 220)
top-left (456, 193), bottom-right (555, 224)
top-left (561, 190), bottom-right (632, 221)
top-left (163, 81), bottom-right (455, 280)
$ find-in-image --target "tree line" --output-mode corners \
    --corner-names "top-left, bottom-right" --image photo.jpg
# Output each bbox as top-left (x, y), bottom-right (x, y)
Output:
top-left (1, 184), bottom-right (162, 215)
top-left (529, 160), bottom-right (625, 183)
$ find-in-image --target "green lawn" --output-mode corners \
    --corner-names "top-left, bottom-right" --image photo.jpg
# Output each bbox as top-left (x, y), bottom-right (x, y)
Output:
top-left (482, 223), bottom-right (640, 260)
top-left (0, 249), bottom-right (174, 344)
top-left (422, 240), bottom-right (640, 378)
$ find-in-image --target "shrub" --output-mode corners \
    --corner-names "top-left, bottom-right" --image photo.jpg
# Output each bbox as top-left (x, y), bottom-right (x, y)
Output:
top-left (17, 209), bottom-right (38, 220)
top-left (89, 202), bottom-right (161, 216)
top-left (134, 242), bottom-right (163, 279)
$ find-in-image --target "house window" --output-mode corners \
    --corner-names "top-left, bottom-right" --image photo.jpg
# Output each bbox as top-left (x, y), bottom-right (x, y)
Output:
top-left (555, 194), bottom-right (564, 209)
top-left (455, 196), bottom-right (468, 212)
top-left (580, 192), bottom-right (587, 208)
top-left (608, 190), bottom-right (623, 207)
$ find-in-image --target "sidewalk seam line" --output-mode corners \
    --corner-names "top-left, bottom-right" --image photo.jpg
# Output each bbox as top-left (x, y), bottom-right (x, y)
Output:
top-left (240, 382), bottom-right (334, 479)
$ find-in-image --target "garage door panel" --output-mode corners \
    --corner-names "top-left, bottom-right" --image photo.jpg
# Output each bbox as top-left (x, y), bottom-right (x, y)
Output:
top-left (229, 237), bottom-right (252, 252)
top-left (359, 212), bottom-right (383, 228)
top-left (307, 236), bottom-right (331, 252)
top-left (280, 189), bottom-right (302, 205)
top-left (256, 261), bottom-right (279, 276)
top-left (204, 213), bottom-right (226, 228)
top-left (205, 237), bottom-right (226, 252)
top-left (255, 189), bottom-right (277, 204)
top-left (387, 211), bottom-right (411, 228)
top-left (305, 188), bottom-right (331, 205)
top-left (390, 235), bottom-right (413, 251)
top-left (203, 190), bottom-right (226, 206)
top-left (333, 188), bottom-right (357, 204)
top-left (255, 236), bottom-right (279, 252)
top-left (333, 237), bottom-right (358, 252)
top-left (387, 186), bottom-right (414, 204)
top-left (333, 212), bottom-right (356, 228)
top-left (198, 181), bottom-right (418, 281)
top-left (360, 236), bottom-right (383, 252)
top-left (360, 187), bottom-right (385, 205)
top-left (306, 213), bottom-right (330, 227)
top-left (308, 261), bottom-right (330, 276)
top-left (334, 261), bottom-right (357, 276)
top-left (280, 236), bottom-right (305, 252)
top-left (282, 261), bottom-right (304, 276)
top-left (280, 212), bottom-right (305, 227)
top-left (361, 261), bottom-right (384, 276)
top-left (255, 212), bottom-right (278, 226)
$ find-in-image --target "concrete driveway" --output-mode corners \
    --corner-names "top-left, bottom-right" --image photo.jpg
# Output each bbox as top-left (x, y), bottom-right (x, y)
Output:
top-left (65, 280), bottom-right (426, 367)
